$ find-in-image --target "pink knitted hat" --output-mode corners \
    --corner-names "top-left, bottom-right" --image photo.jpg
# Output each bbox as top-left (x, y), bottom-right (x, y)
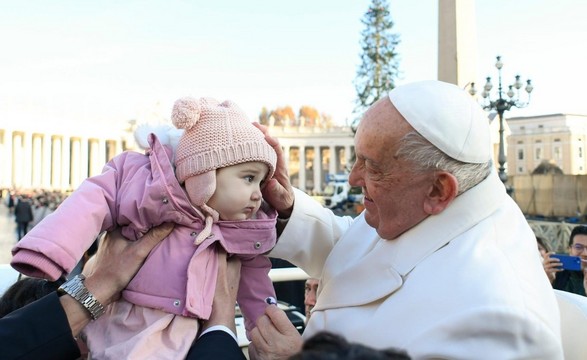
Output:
top-left (172, 96), bottom-right (277, 208)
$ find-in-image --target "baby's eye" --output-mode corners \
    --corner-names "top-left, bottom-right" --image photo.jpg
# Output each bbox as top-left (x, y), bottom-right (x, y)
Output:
top-left (244, 175), bottom-right (255, 183)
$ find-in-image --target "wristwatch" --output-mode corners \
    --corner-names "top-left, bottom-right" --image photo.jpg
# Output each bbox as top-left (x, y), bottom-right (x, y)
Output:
top-left (58, 274), bottom-right (105, 320)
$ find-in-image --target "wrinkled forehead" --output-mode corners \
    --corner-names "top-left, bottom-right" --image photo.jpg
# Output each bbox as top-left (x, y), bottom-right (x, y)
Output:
top-left (358, 98), bottom-right (410, 133)
top-left (355, 98), bottom-right (413, 152)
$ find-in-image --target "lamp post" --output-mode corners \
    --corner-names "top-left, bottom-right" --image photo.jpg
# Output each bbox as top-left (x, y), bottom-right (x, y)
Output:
top-left (468, 56), bottom-right (533, 187)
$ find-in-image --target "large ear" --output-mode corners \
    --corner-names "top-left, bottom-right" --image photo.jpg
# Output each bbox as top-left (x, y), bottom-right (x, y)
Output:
top-left (423, 171), bottom-right (458, 215)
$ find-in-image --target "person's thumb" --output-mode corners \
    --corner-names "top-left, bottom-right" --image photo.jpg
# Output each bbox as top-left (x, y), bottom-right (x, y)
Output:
top-left (265, 304), bottom-right (296, 333)
top-left (139, 223), bottom-right (174, 252)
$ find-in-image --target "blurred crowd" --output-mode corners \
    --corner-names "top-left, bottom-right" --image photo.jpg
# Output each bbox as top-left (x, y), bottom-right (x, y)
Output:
top-left (2, 188), bottom-right (70, 239)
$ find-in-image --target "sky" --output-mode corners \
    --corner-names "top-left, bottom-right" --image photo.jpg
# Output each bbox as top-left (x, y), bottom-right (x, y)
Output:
top-left (0, 0), bottom-right (586, 131)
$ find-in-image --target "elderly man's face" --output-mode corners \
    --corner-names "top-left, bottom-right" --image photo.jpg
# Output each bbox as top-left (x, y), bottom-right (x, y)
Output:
top-left (349, 97), bottom-right (433, 240)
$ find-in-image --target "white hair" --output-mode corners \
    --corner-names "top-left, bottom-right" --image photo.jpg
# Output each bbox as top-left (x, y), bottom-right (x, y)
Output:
top-left (395, 131), bottom-right (492, 195)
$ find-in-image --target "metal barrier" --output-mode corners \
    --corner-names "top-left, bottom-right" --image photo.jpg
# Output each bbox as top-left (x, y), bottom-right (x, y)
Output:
top-left (268, 267), bottom-right (309, 282)
top-left (528, 220), bottom-right (580, 252)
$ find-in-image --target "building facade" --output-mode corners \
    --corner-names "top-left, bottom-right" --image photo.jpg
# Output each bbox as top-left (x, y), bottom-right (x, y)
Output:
top-left (0, 122), bottom-right (354, 194)
top-left (0, 122), bottom-right (134, 191)
top-left (268, 125), bottom-right (355, 194)
top-left (507, 113), bottom-right (587, 175)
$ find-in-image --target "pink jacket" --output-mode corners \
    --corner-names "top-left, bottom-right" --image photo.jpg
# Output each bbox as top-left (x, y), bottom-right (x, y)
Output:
top-left (11, 134), bottom-right (277, 333)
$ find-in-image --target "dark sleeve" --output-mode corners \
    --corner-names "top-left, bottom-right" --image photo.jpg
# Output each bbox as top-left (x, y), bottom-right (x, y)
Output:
top-left (0, 292), bottom-right (81, 360)
top-left (553, 270), bottom-right (570, 290)
top-left (186, 330), bottom-right (246, 360)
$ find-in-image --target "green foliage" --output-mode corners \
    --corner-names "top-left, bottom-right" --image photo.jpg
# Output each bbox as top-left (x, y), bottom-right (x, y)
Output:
top-left (354, 0), bottom-right (400, 114)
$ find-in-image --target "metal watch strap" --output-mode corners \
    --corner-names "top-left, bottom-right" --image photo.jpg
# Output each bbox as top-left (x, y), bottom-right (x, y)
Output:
top-left (58, 274), bottom-right (105, 320)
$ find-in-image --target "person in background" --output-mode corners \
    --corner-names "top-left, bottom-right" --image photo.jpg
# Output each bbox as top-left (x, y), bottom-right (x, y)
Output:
top-left (6, 190), bottom-right (15, 215)
top-left (249, 80), bottom-right (563, 359)
top-left (304, 278), bottom-right (319, 322)
top-left (0, 277), bottom-right (64, 318)
top-left (14, 193), bottom-right (33, 240)
top-left (0, 276), bottom-right (90, 358)
top-left (536, 236), bottom-right (550, 259)
top-left (31, 195), bottom-right (53, 228)
top-left (546, 225), bottom-right (587, 296)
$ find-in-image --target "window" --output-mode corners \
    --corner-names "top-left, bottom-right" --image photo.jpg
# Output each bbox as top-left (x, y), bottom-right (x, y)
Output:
top-left (579, 147), bottom-right (583, 159)
top-left (554, 146), bottom-right (562, 160)
top-left (535, 147), bottom-right (542, 160)
top-left (517, 149), bottom-right (524, 160)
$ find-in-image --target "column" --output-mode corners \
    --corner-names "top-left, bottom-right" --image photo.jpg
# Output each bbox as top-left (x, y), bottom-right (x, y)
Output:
top-left (345, 145), bottom-right (353, 169)
top-left (70, 138), bottom-right (81, 189)
top-left (51, 136), bottom-right (62, 188)
top-left (22, 132), bottom-right (33, 189)
top-left (31, 134), bottom-right (43, 187)
top-left (89, 139), bottom-right (105, 177)
top-left (12, 133), bottom-right (23, 188)
top-left (80, 137), bottom-right (89, 181)
top-left (88, 139), bottom-right (97, 177)
top-left (99, 139), bottom-right (106, 166)
top-left (299, 146), bottom-right (306, 192)
top-left (0, 130), bottom-right (13, 188)
top-left (313, 146), bottom-right (322, 193)
top-left (329, 145), bottom-right (337, 176)
top-left (60, 136), bottom-right (71, 190)
top-left (437, 0), bottom-right (478, 87)
top-left (41, 134), bottom-right (52, 188)
top-left (104, 140), bottom-right (112, 162)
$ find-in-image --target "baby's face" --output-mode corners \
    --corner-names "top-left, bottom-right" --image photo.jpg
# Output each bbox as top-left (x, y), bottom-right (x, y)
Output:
top-left (206, 161), bottom-right (269, 221)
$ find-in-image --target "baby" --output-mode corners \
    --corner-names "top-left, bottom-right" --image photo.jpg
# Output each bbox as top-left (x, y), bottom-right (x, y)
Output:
top-left (11, 97), bottom-right (278, 359)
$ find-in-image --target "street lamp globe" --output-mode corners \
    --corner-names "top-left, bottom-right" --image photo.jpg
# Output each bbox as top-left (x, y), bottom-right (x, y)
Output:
top-left (467, 56), bottom-right (533, 191)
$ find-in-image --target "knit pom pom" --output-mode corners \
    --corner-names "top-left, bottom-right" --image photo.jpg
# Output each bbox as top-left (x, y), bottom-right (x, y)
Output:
top-left (172, 97), bottom-right (200, 130)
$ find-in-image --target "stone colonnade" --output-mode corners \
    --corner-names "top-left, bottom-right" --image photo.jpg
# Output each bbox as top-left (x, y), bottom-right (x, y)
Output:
top-left (0, 124), bottom-right (355, 193)
top-left (0, 127), bottom-right (125, 191)
top-left (268, 125), bottom-right (355, 194)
